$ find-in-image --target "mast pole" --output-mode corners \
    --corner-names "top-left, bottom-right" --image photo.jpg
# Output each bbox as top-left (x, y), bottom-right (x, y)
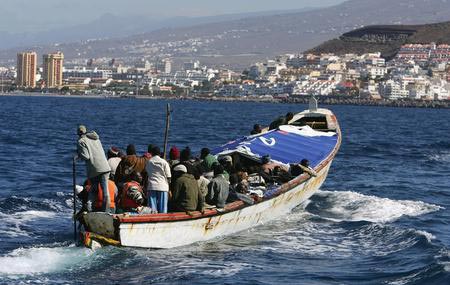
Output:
top-left (72, 156), bottom-right (77, 242)
top-left (163, 103), bottom-right (171, 160)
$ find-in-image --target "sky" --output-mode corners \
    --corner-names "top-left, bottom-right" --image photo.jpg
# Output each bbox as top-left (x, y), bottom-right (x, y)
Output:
top-left (0, 0), bottom-right (348, 33)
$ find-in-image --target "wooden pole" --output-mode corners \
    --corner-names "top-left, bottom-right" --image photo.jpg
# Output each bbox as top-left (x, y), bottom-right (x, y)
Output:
top-left (163, 103), bottom-right (171, 160)
top-left (72, 156), bottom-right (77, 242)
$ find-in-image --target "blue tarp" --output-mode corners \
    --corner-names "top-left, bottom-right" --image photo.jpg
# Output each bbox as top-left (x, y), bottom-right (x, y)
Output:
top-left (212, 127), bottom-right (338, 168)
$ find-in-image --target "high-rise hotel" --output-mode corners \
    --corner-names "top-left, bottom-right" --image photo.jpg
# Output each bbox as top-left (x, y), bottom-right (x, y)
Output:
top-left (16, 52), bottom-right (37, 88)
top-left (43, 52), bottom-right (64, 88)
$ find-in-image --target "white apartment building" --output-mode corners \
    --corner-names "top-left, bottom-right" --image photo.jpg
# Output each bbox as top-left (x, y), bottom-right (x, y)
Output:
top-left (379, 80), bottom-right (409, 99)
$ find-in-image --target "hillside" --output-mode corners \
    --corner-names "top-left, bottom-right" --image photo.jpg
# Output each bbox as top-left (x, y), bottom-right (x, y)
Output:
top-left (308, 21), bottom-right (450, 58)
top-left (1, 0), bottom-right (450, 69)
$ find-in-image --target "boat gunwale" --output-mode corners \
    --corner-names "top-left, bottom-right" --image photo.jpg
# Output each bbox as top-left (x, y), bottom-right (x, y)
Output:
top-left (116, 114), bottom-right (341, 224)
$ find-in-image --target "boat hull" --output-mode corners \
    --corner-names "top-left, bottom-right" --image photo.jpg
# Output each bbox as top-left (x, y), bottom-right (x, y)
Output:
top-left (117, 162), bottom-right (331, 248)
top-left (81, 107), bottom-right (341, 249)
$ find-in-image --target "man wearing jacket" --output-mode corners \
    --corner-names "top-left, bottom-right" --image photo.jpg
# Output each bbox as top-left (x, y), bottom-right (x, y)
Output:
top-left (76, 125), bottom-right (112, 213)
top-left (206, 164), bottom-right (230, 210)
top-left (172, 164), bottom-right (204, 214)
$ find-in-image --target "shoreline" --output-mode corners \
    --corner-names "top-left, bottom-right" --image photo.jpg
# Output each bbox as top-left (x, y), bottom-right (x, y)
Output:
top-left (1, 92), bottom-right (448, 109)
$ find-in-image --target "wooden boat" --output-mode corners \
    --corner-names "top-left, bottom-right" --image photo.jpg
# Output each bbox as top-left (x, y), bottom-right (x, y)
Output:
top-left (80, 102), bottom-right (341, 249)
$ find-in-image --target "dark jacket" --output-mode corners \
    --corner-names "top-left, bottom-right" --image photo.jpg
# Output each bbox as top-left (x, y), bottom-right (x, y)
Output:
top-left (269, 116), bottom-right (288, 130)
top-left (173, 173), bottom-right (204, 212)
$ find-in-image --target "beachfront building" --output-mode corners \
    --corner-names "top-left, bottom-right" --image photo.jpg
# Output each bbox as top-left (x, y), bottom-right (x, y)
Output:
top-left (16, 52), bottom-right (37, 88)
top-left (43, 52), bottom-right (64, 88)
top-left (63, 67), bottom-right (112, 79)
top-left (379, 80), bottom-right (409, 100)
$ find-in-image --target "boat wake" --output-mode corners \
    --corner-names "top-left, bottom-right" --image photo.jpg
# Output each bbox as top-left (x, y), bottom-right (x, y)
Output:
top-left (0, 210), bottom-right (57, 237)
top-left (223, 189), bottom-right (442, 259)
top-left (307, 190), bottom-right (442, 223)
top-left (0, 244), bottom-right (92, 276)
top-left (0, 194), bottom-right (72, 239)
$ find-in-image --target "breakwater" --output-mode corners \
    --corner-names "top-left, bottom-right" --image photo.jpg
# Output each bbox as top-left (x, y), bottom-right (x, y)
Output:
top-left (2, 92), bottom-right (449, 109)
top-left (191, 95), bottom-right (450, 109)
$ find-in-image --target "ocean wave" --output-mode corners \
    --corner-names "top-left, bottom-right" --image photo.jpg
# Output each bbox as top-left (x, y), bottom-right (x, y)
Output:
top-left (427, 151), bottom-right (450, 163)
top-left (0, 210), bottom-right (57, 237)
top-left (254, 221), bottom-right (430, 258)
top-left (437, 249), bottom-right (450, 273)
top-left (308, 190), bottom-right (442, 223)
top-left (0, 244), bottom-right (92, 275)
top-left (180, 260), bottom-right (255, 278)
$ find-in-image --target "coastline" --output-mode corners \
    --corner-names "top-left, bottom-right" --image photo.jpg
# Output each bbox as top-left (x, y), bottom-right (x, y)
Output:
top-left (1, 92), bottom-right (448, 109)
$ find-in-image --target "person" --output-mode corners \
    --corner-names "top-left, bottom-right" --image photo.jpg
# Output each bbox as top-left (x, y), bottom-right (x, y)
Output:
top-left (169, 161), bottom-right (189, 205)
top-left (118, 172), bottom-right (146, 213)
top-left (206, 164), bottom-right (230, 210)
top-left (168, 146), bottom-right (180, 167)
top-left (146, 146), bottom-right (171, 213)
top-left (269, 112), bottom-right (294, 130)
top-left (290, 159), bottom-right (317, 177)
top-left (200, 148), bottom-right (218, 173)
top-left (114, 144), bottom-right (148, 187)
top-left (219, 155), bottom-right (234, 181)
top-left (227, 173), bottom-right (254, 205)
top-left (77, 178), bottom-right (117, 213)
top-left (260, 154), bottom-right (289, 183)
top-left (250, 124), bottom-right (262, 135)
top-left (76, 125), bottom-right (113, 213)
top-left (178, 146), bottom-right (196, 168)
top-left (172, 164), bottom-right (205, 214)
top-left (107, 146), bottom-right (123, 180)
top-left (193, 165), bottom-right (210, 198)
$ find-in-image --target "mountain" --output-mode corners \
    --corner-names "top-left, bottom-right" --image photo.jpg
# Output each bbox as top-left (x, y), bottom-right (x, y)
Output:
top-left (308, 21), bottom-right (450, 59)
top-left (0, 8), bottom-right (317, 50)
top-left (1, 0), bottom-right (450, 69)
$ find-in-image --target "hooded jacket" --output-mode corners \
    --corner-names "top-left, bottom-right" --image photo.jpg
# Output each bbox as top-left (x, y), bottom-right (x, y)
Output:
top-left (172, 173), bottom-right (204, 212)
top-left (77, 131), bottom-right (111, 178)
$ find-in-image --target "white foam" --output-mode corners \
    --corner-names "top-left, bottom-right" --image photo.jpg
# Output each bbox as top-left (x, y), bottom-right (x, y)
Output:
top-left (315, 190), bottom-right (442, 223)
top-left (177, 259), bottom-right (255, 278)
top-left (202, 262), bottom-right (251, 277)
top-left (414, 230), bottom-right (436, 243)
top-left (0, 245), bottom-right (92, 275)
top-left (0, 210), bottom-right (57, 237)
top-left (439, 250), bottom-right (450, 272)
top-left (428, 151), bottom-right (450, 163)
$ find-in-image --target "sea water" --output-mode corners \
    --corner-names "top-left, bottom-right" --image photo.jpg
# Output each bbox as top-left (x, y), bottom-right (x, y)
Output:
top-left (0, 96), bottom-right (449, 284)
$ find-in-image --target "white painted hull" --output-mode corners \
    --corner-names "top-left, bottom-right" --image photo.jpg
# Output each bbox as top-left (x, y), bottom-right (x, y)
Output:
top-left (118, 162), bottom-right (331, 248)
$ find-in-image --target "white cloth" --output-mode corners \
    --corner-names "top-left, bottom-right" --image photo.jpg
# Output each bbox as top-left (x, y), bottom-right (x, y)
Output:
top-left (279, 125), bottom-right (336, 137)
top-left (146, 155), bottom-right (171, 192)
top-left (108, 157), bottom-right (122, 175)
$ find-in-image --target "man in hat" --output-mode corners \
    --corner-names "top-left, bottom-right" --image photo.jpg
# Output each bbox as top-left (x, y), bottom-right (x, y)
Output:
top-left (76, 125), bottom-right (112, 213)
top-left (172, 164), bottom-right (204, 214)
top-left (168, 146), bottom-right (180, 167)
top-left (200, 147), bottom-right (218, 173)
top-left (107, 146), bottom-right (123, 180)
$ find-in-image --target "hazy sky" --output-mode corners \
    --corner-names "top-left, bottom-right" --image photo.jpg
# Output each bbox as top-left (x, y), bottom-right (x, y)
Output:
top-left (0, 0), bottom-right (347, 33)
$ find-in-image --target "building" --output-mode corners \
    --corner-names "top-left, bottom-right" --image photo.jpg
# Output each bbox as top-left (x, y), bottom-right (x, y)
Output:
top-left (163, 59), bottom-right (172, 74)
top-left (16, 52), bottom-right (37, 88)
top-left (63, 67), bottom-right (112, 79)
top-left (43, 52), bottom-right (64, 88)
